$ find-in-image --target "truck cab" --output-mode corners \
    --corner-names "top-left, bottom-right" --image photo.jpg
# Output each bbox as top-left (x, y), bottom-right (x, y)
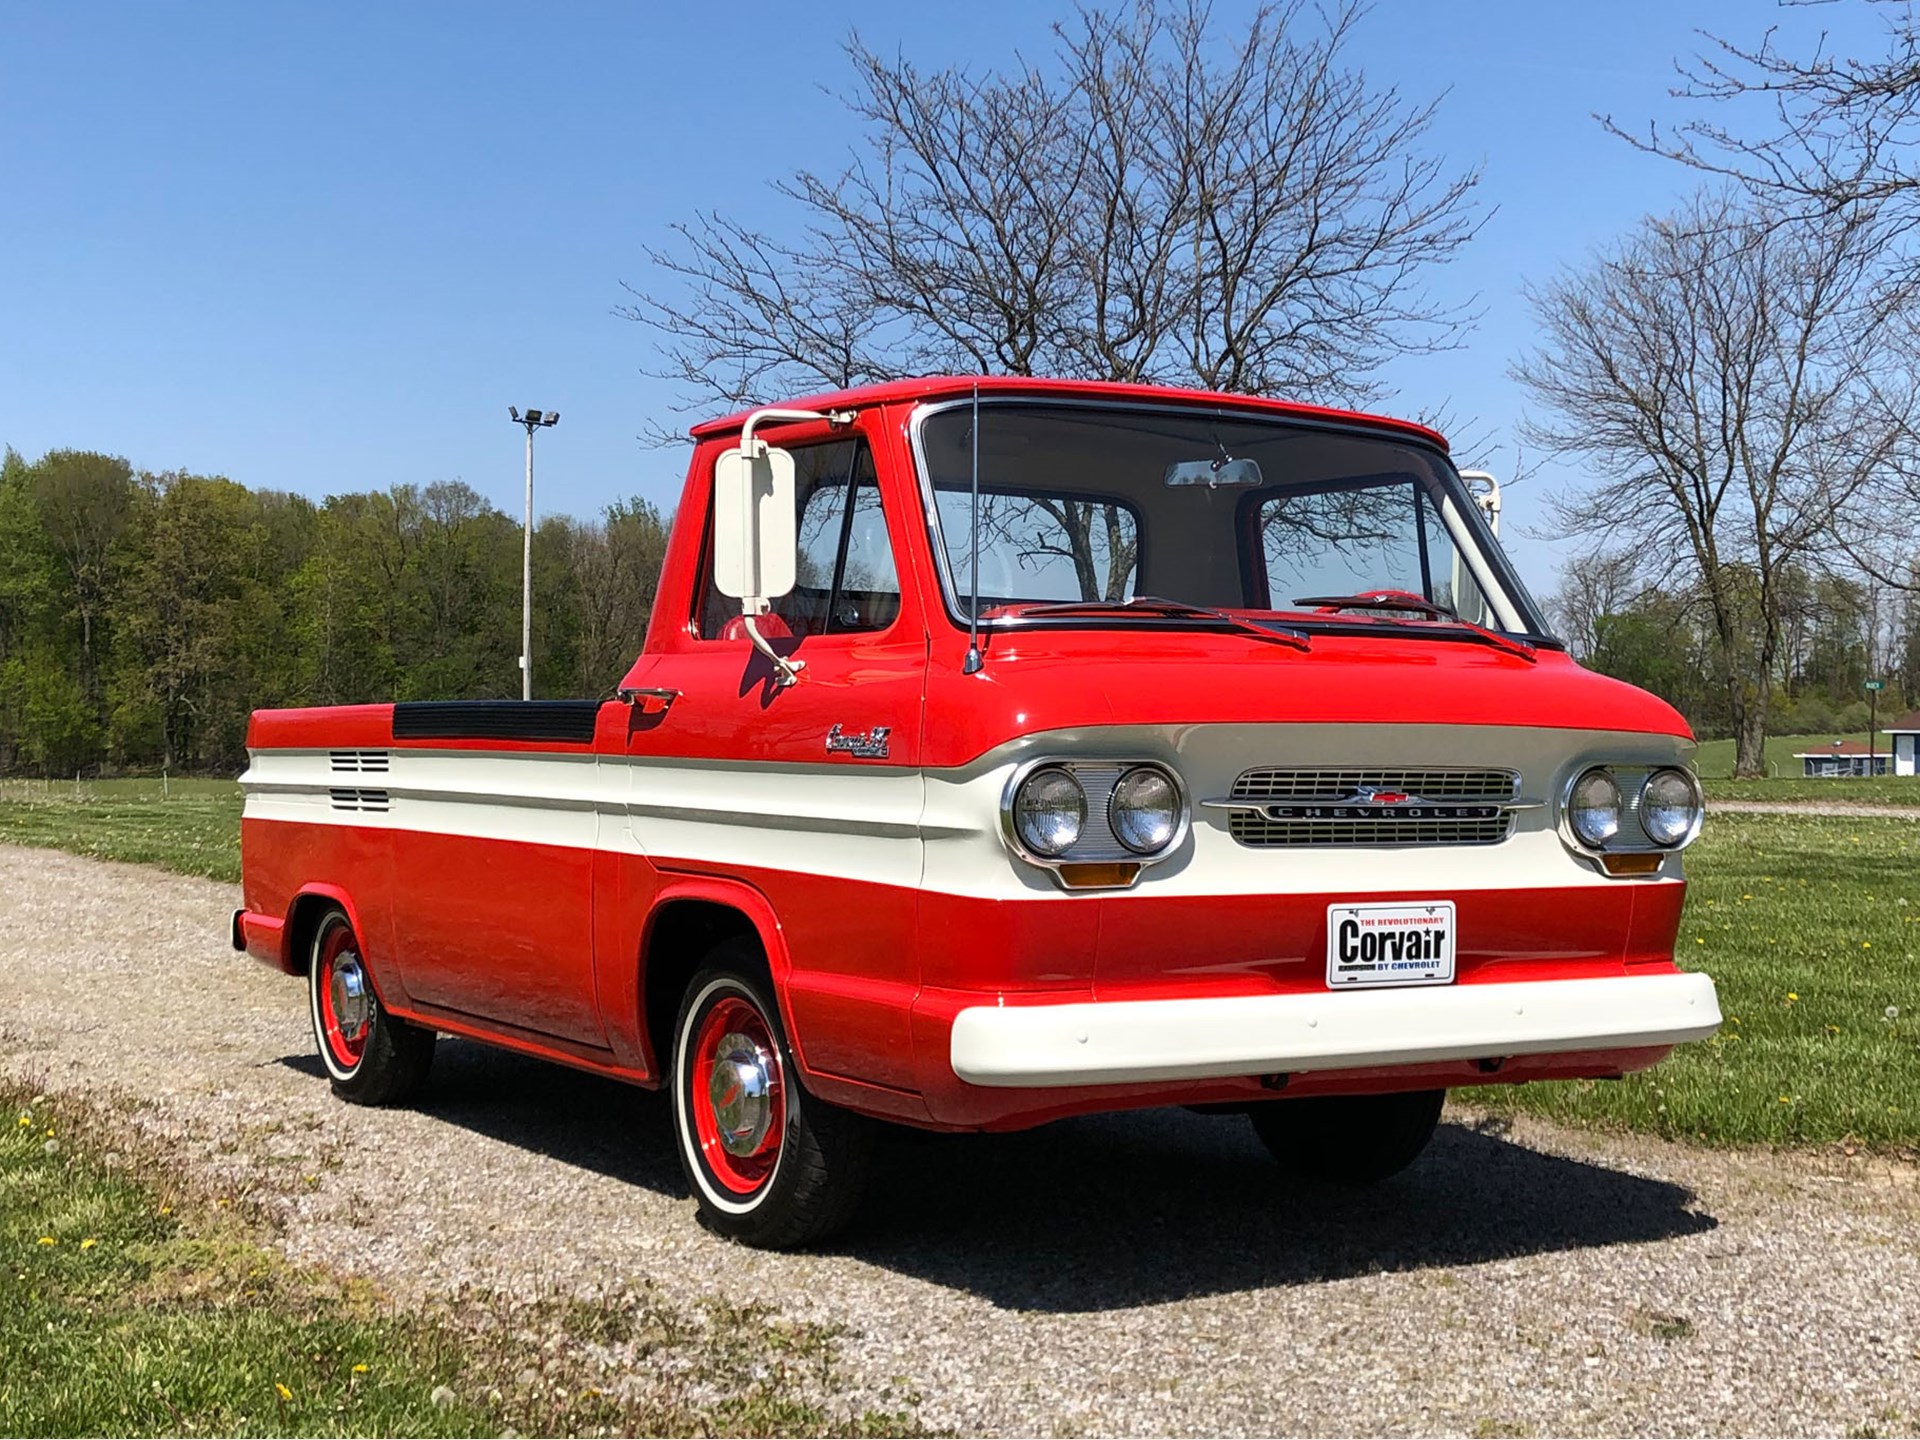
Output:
top-left (235, 377), bottom-right (1719, 1247)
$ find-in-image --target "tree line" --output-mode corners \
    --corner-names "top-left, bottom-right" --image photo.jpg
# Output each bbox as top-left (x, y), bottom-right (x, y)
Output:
top-left (0, 447), bottom-right (669, 776)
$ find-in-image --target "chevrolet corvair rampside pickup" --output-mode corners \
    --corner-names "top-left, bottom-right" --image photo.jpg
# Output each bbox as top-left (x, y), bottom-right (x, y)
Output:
top-left (234, 377), bottom-right (1720, 1247)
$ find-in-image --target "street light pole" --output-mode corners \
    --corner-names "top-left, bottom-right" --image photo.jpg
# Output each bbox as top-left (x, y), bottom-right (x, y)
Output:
top-left (1867, 677), bottom-right (1885, 775)
top-left (508, 407), bottom-right (558, 701)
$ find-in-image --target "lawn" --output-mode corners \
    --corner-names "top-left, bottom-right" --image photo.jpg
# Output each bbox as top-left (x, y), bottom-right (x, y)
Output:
top-left (1704, 775), bottom-right (1920, 806)
top-left (0, 778), bottom-right (242, 882)
top-left (1490, 811), bottom-right (1920, 1151)
top-left (0, 1083), bottom-right (912, 1437)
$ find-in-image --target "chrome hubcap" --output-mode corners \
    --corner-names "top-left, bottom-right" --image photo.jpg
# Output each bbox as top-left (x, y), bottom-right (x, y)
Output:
top-left (330, 953), bottom-right (372, 1043)
top-left (707, 1031), bottom-right (776, 1156)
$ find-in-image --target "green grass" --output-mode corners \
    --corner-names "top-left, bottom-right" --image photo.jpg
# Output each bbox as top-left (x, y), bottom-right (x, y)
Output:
top-left (0, 1083), bottom-right (917, 1438)
top-left (1491, 812), bottom-right (1920, 1151)
top-left (0, 779), bottom-right (242, 881)
top-left (1, 1086), bottom-right (501, 1437)
top-left (1704, 775), bottom-right (1920, 806)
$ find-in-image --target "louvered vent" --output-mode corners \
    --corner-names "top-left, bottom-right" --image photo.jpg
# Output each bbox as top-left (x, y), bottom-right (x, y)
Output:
top-left (328, 788), bottom-right (391, 813)
top-left (329, 750), bottom-right (391, 774)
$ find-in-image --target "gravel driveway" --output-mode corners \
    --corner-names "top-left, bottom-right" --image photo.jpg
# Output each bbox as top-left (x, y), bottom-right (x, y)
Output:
top-left (2, 843), bottom-right (1916, 1437)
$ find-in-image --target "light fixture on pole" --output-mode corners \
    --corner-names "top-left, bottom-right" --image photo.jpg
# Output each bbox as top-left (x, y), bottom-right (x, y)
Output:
top-left (509, 406), bottom-right (558, 701)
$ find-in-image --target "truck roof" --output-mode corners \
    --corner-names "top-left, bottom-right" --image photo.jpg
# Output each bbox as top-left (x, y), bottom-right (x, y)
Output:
top-left (687, 375), bottom-right (1450, 451)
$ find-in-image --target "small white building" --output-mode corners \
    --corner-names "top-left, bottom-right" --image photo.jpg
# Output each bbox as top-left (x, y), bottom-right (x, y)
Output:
top-left (1888, 710), bottom-right (1919, 778)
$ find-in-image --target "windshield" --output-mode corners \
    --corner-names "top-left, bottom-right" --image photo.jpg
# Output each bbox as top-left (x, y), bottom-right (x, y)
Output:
top-left (915, 401), bottom-right (1548, 637)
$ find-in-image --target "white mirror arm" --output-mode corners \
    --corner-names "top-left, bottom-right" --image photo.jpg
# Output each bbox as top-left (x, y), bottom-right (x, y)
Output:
top-left (739, 406), bottom-right (856, 456)
top-left (741, 609), bottom-right (804, 687)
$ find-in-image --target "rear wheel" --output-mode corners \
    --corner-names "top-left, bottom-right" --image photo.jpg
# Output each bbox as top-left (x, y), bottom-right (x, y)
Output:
top-left (670, 942), bottom-right (871, 1248)
top-left (1249, 1089), bottom-right (1445, 1184)
top-left (307, 907), bottom-right (435, 1105)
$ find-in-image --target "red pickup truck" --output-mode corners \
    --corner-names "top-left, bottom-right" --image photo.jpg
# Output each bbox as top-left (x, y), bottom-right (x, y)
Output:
top-left (235, 376), bottom-right (1720, 1247)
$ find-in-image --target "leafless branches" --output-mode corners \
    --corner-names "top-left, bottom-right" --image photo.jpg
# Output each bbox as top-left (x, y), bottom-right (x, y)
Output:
top-left (621, 0), bottom-right (1483, 430)
top-left (1515, 190), bottom-right (1915, 773)
top-left (1605, 2), bottom-right (1920, 222)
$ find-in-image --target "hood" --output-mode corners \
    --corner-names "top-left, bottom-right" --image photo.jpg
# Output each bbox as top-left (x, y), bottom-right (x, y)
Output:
top-left (923, 625), bottom-right (1689, 768)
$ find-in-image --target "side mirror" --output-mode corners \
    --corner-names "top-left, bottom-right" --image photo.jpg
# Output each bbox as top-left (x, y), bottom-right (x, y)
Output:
top-left (712, 443), bottom-right (797, 603)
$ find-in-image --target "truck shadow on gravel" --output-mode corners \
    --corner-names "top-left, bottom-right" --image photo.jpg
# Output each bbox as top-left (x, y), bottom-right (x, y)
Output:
top-left (283, 1041), bottom-right (1717, 1312)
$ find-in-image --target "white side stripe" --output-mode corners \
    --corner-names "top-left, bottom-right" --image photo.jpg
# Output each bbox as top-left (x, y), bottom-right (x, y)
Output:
top-left (240, 722), bottom-right (1695, 900)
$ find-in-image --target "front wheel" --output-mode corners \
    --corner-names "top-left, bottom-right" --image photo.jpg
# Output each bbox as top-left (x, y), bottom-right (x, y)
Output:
top-left (1249, 1089), bottom-right (1445, 1184)
top-left (670, 945), bottom-right (871, 1248)
top-left (307, 907), bottom-right (435, 1105)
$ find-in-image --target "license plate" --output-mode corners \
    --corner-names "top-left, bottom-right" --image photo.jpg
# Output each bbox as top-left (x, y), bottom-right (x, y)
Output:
top-left (1326, 901), bottom-right (1456, 988)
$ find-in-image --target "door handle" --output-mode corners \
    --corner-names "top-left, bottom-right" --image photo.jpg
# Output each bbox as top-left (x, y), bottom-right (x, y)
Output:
top-left (618, 687), bottom-right (680, 729)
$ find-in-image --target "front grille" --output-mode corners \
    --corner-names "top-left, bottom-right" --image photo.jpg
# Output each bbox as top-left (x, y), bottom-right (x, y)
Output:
top-left (1224, 766), bottom-right (1518, 848)
top-left (1230, 767), bottom-right (1517, 802)
top-left (1228, 812), bottom-right (1511, 847)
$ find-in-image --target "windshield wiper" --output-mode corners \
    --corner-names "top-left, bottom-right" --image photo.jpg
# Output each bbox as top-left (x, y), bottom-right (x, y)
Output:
top-left (997, 596), bottom-right (1311, 651)
top-left (1290, 591), bottom-right (1537, 663)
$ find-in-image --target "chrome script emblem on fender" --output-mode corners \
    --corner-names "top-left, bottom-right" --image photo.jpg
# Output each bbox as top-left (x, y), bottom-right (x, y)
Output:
top-left (825, 723), bottom-right (891, 759)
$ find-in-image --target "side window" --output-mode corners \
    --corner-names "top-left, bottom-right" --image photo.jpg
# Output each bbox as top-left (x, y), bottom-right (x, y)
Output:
top-left (698, 439), bottom-right (902, 639)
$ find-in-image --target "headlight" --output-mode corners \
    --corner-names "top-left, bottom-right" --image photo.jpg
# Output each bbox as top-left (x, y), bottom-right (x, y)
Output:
top-left (1568, 768), bottom-right (1622, 848)
top-left (1109, 766), bottom-right (1181, 854)
top-left (1640, 768), bottom-right (1703, 847)
top-left (1013, 766), bottom-right (1086, 857)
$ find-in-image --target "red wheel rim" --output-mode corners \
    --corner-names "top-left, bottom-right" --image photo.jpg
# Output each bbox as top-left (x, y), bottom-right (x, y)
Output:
top-left (316, 924), bottom-right (370, 1070)
top-left (689, 995), bottom-right (785, 1195)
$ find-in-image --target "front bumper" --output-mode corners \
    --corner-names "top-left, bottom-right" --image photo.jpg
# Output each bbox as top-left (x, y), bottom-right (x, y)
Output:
top-left (949, 971), bottom-right (1721, 1088)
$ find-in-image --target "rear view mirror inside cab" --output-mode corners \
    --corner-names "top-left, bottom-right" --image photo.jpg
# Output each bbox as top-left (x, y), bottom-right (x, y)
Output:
top-left (1164, 456), bottom-right (1264, 488)
top-left (713, 444), bottom-right (798, 603)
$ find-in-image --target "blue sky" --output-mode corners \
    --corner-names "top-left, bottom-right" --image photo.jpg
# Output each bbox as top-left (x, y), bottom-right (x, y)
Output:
top-left (0, 1), bottom-right (1894, 593)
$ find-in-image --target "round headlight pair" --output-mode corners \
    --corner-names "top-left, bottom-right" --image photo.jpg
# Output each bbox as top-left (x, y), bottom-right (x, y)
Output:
top-left (1567, 766), bottom-right (1702, 850)
top-left (1011, 764), bottom-right (1182, 858)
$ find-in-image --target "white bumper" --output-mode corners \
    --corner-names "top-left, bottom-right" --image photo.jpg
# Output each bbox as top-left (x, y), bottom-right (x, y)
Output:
top-left (949, 972), bottom-right (1721, 1088)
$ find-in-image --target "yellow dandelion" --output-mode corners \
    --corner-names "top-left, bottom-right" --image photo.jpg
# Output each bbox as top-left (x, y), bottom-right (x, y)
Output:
top-left (1786, 992), bottom-right (1799, 1002)
top-left (16, 1114), bottom-right (29, 1127)
top-left (351, 1364), bottom-right (369, 1375)
top-left (1863, 941), bottom-right (1872, 949)
top-left (157, 1205), bottom-right (171, 1216)
top-left (42, 1127), bottom-right (53, 1137)
top-left (1778, 1095), bottom-right (1792, 1104)
top-left (36, 1236), bottom-right (55, 1246)
top-left (79, 1238), bottom-right (97, 1251)
top-left (275, 1383), bottom-right (292, 1403)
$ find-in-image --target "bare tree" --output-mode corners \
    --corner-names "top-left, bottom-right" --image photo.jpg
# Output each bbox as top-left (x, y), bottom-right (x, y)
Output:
top-left (621, 0), bottom-right (1482, 431)
top-left (1549, 551), bottom-right (1650, 662)
top-left (1514, 190), bottom-right (1914, 776)
top-left (1605, 0), bottom-right (1920, 220)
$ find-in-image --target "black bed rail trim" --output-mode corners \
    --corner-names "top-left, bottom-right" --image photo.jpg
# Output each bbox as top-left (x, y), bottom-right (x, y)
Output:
top-left (391, 700), bottom-right (602, 744)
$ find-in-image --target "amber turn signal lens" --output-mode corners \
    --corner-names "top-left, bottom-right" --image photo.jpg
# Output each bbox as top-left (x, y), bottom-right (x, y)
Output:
top-left (1055, 862), bottom-right (1142, 889)
top-left (1600, 852), bottom-right (1663, 877)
